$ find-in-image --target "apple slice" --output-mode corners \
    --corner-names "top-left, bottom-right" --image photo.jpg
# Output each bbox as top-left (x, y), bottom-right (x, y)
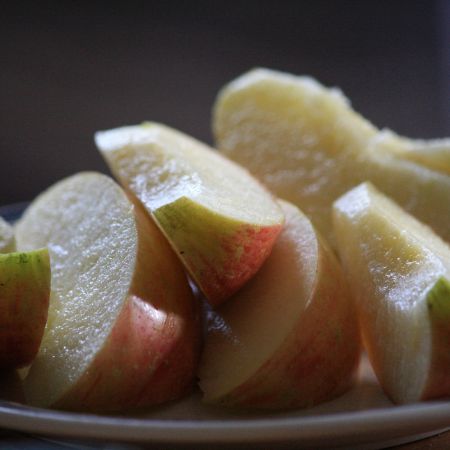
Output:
top-left (213, 68), bottom-right (450, 246)
top-left (0, 248), bottom-right (50, 368)
top-left (197, 200), bottom-right (360, 409)
top-left (0, 216), bottom-right (15, 253)
top-left (95, 122), bottom-right (284, 307)
top-left (332, 182), bottom-right (450, 403)
top-left (15, 172), bottom-right (200, 412)
top-left (374, 130), bottom-right (450, 175)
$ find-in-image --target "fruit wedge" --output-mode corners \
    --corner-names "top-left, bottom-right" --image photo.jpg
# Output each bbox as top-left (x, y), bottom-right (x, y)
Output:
top-left (213, 68), bottom-right (450, 246)
top-left (374, 130), bottom-right (450, 175)
top-left (333, 182), bottom-right (450, 403)
top-left (15, 172), bottom-right (200, 412)
top-left (95, 122), bottom-right (284, 307)
top-left (0, 216), bottom-right (15, 253)
top-left (197, 200), bottom-right (360, 409)
top-left (0, 249), bottom-right (50, 368)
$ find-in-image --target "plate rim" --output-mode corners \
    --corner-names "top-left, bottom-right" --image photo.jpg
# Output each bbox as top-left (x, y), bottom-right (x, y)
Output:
top-left (0, 201), bottom-right (29, 223)
top-left (0, 399), bottom-right (449, 445)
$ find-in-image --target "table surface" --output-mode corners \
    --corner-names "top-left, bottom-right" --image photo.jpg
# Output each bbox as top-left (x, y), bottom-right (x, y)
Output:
top-left (0, 427), bottom-right (449, 449)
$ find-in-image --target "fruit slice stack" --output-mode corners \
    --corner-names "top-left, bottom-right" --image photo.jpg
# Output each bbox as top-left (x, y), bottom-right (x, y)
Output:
top-left (15, 172), bottom-right (200, 412)
top-left (198, 200), bottom-right (361, 409)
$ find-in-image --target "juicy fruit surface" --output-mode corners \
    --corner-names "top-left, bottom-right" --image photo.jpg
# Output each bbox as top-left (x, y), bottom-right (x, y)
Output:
top-left (0, 216), bottom-right (15, 253)
top-left (95, 122), bottom-right (283, 225)
top-left (214, 68), bottom-right (450, 246)
top-left (198, 200), bottom-right (360, 409)
top-left (15, 172), bottom-right (139, 407)
top-left (0, 249), bottom-right (50, 368)
top-left (333, 182), bottom-right (450, 403)
top-left (96, 122), bottom-right (284, 305)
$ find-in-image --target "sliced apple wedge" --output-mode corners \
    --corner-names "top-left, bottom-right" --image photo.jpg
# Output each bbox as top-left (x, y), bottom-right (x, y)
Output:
top-left (0, 248), bottom-right (50, 368)
top-left (213, 68), bottom-right (450, 246)
top-left (374, 130), bottom-right (450, 175)
top-left (0, 216), bottom-right (15, 253)
top-left (15, 172), bottom-right (200, 412)
top-left (197, 200), bottom-right (360, 409)
top-left (95, 122), bottom-right (284, 307)
top-left (333, 182), bottom-right (450, 403)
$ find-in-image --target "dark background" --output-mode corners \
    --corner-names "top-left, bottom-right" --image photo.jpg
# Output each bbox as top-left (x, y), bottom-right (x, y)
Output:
top-left (1, 0), bottom-right (449, 205)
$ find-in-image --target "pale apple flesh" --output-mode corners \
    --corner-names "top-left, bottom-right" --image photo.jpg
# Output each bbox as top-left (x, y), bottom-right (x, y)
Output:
top-left (375, 130), bottom-right (450, 175)
top-left (15, 172), bottom-right (200, 412)
top-left (333, 182), bottom-right (450, 403)
top-left (198, 200), bottom-right (360, 409)
top-left (213, 68), bottom-right (450, 246)
top-left (95, 122), bottom-right (284, 306)
top-left (0, 248), bottom-right (50, 368)
top-left (0, 216), bottom-right (15, 253)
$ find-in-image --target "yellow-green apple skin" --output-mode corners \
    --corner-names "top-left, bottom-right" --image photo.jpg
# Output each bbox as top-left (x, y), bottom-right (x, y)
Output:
top-left (0, 217), bottom-right (15, 253)
top-left (0, 249), bottom-right (50, 368)
top-left (197, 200), bottom-right (361, 409)
top-left (15, 172), bottom-right (201, 412)
top-left (333, 182), bottom-right (450, 404)
top-left (213, 68), bottom-right (450, 247)
top-left (95, 122), bottom-right (284, 307)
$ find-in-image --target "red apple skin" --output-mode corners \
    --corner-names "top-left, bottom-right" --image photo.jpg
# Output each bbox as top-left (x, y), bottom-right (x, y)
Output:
top-left (54, 295), bottom-right (199, 411)
top-left (208, 235), bottom-right (361, 410)
top-left (49, 199), bottom-right (201, 412)
top-left (422, 330), bottom-right (450, 401)
top-left (153, 198), bottom-right (283, 308)
top-left (184, 223), bottom-right (283, 307)
top-left (0, 250), bottom-right (50, 369)
top-left (421, 288), bottom-right (450, 401)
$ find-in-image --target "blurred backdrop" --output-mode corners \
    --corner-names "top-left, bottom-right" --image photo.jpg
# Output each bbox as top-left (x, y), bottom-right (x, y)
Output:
top-left (1, 0), bottom-right (449, 205)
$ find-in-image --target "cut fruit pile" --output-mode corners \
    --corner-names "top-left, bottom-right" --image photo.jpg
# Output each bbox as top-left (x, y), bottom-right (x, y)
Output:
top-left (2, 68), bottom-right (449, 412)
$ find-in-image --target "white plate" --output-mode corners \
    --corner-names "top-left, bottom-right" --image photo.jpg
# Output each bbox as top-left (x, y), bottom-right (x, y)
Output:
top-left (1, 203), bottom-right (450, 449)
